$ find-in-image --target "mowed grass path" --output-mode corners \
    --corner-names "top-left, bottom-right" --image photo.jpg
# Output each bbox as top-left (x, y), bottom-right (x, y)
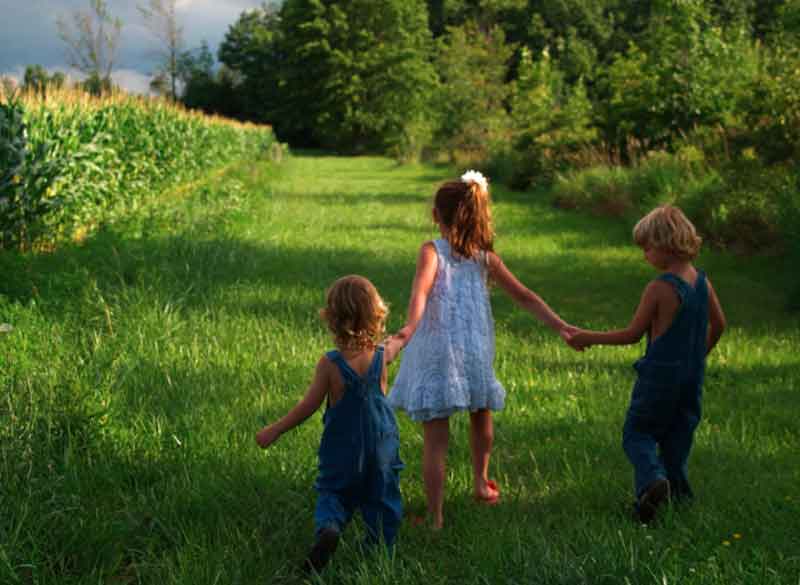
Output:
top-left (2, 156), bottom-right (799, 584)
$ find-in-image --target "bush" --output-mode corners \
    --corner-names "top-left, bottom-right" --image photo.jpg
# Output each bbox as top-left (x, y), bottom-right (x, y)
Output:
top-left (505, 47), bottom-right (597, 189)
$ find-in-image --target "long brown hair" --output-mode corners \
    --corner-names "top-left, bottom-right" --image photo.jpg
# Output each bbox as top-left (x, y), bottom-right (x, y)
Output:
top-left (319, 275), bottom-right (388, 351)
top-left (434, 180), bottom-right (494, 258)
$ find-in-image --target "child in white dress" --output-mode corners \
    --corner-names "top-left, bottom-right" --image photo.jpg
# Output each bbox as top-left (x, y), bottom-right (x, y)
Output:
top-left (386, 171), bottom-right (574, 529)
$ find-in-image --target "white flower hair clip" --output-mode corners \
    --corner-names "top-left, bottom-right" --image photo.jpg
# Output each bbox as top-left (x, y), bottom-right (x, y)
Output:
top-left (461, 169), bottom-right (488, 193)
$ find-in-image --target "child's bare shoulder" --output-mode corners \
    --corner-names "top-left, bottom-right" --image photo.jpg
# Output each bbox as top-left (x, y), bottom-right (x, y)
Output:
top-left (315, 353), bottom-right (338, 378)
top-left (643, 278), bottom-right (675, 300)
top-left (416, 240), bottom-right (439, 265)
top-left (644, 277), bottom-right (672, 291)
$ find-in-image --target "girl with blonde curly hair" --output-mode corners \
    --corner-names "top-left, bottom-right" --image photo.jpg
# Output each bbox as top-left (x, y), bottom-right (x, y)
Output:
top-left (256, 275), bottom-right (404, 572)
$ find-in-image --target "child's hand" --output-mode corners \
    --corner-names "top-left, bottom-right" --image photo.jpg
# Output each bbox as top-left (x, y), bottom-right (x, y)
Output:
top-left (560, 325), bottom-right (587, 352)
top-left (559, 325), bottom-right (579, 346)
top-left (383, 334), bottom-right (405, 364)
top-left (256, 424), bottom-right (281, 449)
top-left (567, 330), bottom-right (591, 351)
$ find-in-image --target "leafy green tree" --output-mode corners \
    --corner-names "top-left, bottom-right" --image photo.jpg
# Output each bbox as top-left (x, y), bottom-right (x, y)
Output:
top-left (82, 71), bottom-right (114, 95)
top-left (600, 0), bottom-right (757, 153)
top-left (179, 43), bottom-right (246, 119)
top-left (750, 0), bottom-right (789, 38)
top-left (740, 41), bottom-right (800, 164)
top-left (218, 5), bottom-right (283, 124)
top-left (427, 0), bottom-right (527, 33)
top-left (278, 0), bottom-right (436, 153)
top-left (434, 21), bottom-right (514, 160)
top-left (507, 46), bottom-right (596, 185)
top-left (22, 66), bottom-right (66, 94)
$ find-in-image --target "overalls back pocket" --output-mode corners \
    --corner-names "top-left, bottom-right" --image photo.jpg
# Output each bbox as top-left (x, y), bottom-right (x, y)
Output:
top-left (316, 426), bottom-right (359, 490)
top-left (376, 427), bottom-right (403, 472)
top-left (628, 358), bottom-right (682, 434)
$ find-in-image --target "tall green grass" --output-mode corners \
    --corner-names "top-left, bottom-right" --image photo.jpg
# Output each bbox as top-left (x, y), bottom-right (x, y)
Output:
top-left (1, 156), bottom-right (798, 584)
top-left (0, 88), bottom-right (281, 250)
top-left (549, 144), bottom-right (797, 257)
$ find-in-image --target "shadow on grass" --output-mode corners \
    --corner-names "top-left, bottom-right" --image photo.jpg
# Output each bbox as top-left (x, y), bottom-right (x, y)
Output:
top-left (2, 198), bottom-right (796, 346)
top-left (3, 434), bottom-right (313, 583)
top-left (2, 155), bottom-right (799, 583)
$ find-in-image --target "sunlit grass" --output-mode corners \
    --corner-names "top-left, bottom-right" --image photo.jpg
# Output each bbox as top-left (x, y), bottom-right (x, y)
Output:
top-left (1, 156), bottom-right (798, 584)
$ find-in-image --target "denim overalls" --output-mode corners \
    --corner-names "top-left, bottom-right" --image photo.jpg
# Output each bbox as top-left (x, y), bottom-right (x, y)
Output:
top-left (314, 346), bottom-right (403, 548)
top-left (623, 271), bottom-right (709, 501)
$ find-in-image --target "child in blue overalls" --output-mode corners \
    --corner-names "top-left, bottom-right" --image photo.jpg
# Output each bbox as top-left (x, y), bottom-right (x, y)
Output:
top-left (256, 275), bottom-right (404, 571)
top-left (565, 205), bottom-right (726, 523)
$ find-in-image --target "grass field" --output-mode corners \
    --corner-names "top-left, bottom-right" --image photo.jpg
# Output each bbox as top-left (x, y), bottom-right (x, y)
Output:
top-left (2, 155), bottom-right (799, 584)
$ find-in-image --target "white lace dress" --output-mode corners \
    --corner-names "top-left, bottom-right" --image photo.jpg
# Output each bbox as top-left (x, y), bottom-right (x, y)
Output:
top-left (388, 239), bottom-right (506, 422)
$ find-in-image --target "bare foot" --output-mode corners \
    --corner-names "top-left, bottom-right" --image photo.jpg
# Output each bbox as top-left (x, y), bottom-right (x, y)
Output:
top-left (407, 513), bottom-right (443, 530)
top-left (473, 478), bottom-right (500, 504)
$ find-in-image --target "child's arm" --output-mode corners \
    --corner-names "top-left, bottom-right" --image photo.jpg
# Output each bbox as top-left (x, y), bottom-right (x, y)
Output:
top-left (487, 251), bottom-right (569, 333)
top-left (385, 241), bottom-right (438, 356)
top-left (568, 281), bottom-right (664, 349)
top-left (255, 356), bottom-right (331, 449)
top-left (706, 278), bottom-right (726, 355)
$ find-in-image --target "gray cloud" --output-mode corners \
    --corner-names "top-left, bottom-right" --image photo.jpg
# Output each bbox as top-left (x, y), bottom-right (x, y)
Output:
top-left (1, 0), bottom-right (267, 91)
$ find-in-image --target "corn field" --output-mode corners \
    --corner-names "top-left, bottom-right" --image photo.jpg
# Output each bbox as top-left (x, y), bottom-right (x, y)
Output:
top-left (0, 88), bottom-right (282, 249)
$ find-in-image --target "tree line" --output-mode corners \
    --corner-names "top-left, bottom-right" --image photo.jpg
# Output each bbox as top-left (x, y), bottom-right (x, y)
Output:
top-left (15, 1), bottom-right (799, 172)
top-left (195, 1), bottom-right (798, 160)
top-left (188, 0), bottom-right (798, 273)
top-left (9, 0), bottom-right (800, 260)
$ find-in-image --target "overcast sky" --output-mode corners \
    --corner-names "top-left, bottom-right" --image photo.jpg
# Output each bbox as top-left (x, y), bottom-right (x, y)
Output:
top-left (0, 0), bottom-right (268, 93)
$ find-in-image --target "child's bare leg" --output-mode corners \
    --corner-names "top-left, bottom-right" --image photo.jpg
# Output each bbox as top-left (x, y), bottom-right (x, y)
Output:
top-left (469, 409), bottom-right (498, 499)
top-left (422, 417), bottom-right (450, 529)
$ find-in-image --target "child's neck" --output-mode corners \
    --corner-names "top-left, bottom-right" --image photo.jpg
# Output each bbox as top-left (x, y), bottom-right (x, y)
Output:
top-left (662, 259), bottom-right (696, 283)
top-left (339, 344), bottom-right (375, 358)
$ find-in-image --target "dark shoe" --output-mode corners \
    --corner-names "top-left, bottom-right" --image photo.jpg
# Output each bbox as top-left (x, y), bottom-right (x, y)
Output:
top-left (302, 527), bottom-right (339, 573)
top-left (636, 478), bottom-right (670, 524)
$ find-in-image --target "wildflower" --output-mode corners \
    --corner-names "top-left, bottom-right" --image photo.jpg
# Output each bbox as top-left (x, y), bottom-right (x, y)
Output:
top-left (11, 174), bottom-right (21, 185)
top-left (722, 540), bottom-right (731, 546)
top-left (733, 533), bottom-right (742, 540)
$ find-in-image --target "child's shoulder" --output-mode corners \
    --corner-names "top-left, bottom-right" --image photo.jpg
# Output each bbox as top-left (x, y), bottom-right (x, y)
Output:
top-left (642, 277), bottom-right (678, 300)
top-left (316, 352), bottom-right (340, 373)
top-left (416, 240), bottom-right (440, 262)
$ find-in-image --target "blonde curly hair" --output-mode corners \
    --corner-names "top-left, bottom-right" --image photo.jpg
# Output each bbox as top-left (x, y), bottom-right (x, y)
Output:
top-left (633, 205), bottom-right (702, 260)
top-left (320, 275), bottom-right (388, 351)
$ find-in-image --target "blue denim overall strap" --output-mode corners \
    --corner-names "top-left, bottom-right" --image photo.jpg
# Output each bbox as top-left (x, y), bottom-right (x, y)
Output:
top-left (321, 347), bottom-right (384, 478)
top-left (624, 270), bottom-right (709, 499)
top-left (644, 271), bottom-right (709, 383)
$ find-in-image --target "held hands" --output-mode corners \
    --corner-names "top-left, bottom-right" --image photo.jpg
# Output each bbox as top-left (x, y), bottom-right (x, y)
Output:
top-left (559, 324), bottom-right (590, 352)
top-left (383, 334), bottom-right (402, 356)
top-left (255, 424), bottom-right (281, 449)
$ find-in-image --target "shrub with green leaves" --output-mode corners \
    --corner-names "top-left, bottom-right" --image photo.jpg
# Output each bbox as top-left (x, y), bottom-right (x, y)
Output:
top-left (498, 46), bottom-right (596, 189)
top-left (433, 21), bottom-right (513, 164)
top-left (600, 0), bottom-right (757, 153)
